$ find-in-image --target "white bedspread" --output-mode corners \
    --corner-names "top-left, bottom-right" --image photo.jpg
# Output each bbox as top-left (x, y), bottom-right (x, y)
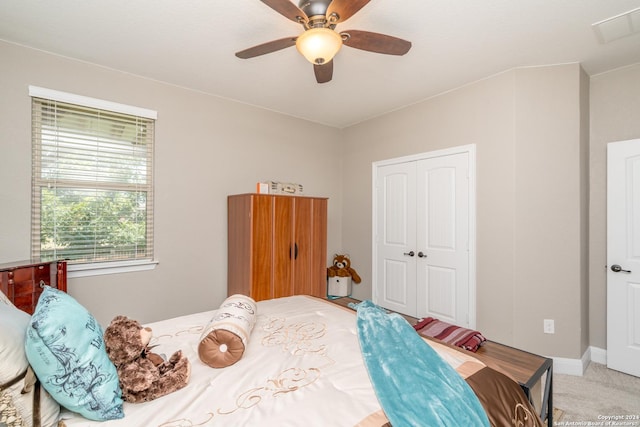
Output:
top-left (59, 296), bottom-right (480, 427)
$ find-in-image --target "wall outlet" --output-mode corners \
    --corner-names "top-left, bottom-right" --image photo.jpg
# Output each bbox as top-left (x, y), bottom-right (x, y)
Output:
top-left (543, 319), bottom-right (555, 334)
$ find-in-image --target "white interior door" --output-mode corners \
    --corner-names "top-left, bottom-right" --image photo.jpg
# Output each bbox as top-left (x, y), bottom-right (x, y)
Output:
top-left (416, 153), bottom-right (470, 326)
top-left (375, 162), bottom-right (417, 315)
top-left (373, 145), bottom-right (475, 325)
top-left (607, 138), bottom-right (640, 377)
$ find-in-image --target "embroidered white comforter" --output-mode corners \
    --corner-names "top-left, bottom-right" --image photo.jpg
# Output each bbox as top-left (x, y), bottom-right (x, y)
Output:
top-left (59, 295), bottom-right (480, 427)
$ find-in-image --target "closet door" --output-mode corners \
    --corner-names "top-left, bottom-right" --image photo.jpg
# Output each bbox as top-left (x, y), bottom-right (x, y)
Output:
top-left (374, 147), bottom-right (474, 325)
top-left (375, 162), bottom-right (418, 315)
top-left (415, 153), bottom-right (470, 326)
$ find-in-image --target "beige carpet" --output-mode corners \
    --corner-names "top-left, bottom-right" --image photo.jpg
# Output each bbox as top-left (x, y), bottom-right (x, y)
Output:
top-left (553, 362), bottom-right (640, 424)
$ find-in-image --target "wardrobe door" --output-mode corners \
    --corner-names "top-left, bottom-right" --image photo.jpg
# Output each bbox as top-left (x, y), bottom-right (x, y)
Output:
top-left (309, 198), bottom-right (328, 297)
top-left (273, 196), bottom-right (294, 298)
top-left (227, 194), bottom-right (273, 301)
top-left (292, 197), bottom-right (313, 295)
top-left (251, 195), bottom-right (275, 301)
top-left (291, 197), bottom-right (328, 297)
top-left (228, 195), bottom-right (250, 298)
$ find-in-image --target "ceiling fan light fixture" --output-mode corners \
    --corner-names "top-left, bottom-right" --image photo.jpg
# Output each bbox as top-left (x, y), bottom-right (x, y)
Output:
top-left (295, 27), bottom-right (343, 65)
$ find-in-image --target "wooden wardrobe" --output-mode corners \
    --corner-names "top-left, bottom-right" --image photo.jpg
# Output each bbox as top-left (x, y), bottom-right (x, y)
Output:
top-left (227, 193), bottom-right (328, 301)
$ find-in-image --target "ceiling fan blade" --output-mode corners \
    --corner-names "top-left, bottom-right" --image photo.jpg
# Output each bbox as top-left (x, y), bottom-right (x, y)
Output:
top-left (326, 0), bottom-right (371, 23)
top-left (235, 37), bottom-right (297, 59)
top-left (314, 61), bottom-right (333, 84)
top-left (342, 30), bottom-right (411, 55)
top-left (260, 0), bottom-right (308, 24)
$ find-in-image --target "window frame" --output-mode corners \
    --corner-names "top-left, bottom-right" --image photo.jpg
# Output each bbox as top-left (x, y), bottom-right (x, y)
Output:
top-left (29, 86), bottom-right (158, 278)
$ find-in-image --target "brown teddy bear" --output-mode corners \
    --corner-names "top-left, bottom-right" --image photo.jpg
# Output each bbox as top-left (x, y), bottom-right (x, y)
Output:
top-left (327, 254), bottom-right (362, 283)
top-left (103, 315), bottom-right (191, 403)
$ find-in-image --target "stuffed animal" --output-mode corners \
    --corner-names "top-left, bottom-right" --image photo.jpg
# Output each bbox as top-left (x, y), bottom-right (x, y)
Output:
top-left (103, 315), bottom-right (191, 403)
top-left (327, 254), bottom-right (362, 283)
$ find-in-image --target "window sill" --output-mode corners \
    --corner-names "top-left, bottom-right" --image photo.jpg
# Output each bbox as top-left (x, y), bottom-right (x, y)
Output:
top-left (68, 259), bottom-right (159, 278)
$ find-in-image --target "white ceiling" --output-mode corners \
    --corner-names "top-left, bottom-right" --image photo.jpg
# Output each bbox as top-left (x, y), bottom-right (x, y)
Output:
top-left (1, 0), bottom-right (640, 128)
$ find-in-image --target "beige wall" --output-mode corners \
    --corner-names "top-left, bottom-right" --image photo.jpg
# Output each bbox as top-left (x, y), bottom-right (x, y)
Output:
top-left (511, 66), bottom-right (589, 357)
top-left (341, 64), bottom-right (589, 358)
top-left (0, 41), bottom-right (344, 326)
top-left (589, 63), bottom-right (640, 349)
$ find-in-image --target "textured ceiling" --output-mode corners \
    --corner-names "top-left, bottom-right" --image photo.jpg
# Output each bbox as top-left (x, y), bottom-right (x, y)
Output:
top-left (1, 0), bottom-right (640, 128)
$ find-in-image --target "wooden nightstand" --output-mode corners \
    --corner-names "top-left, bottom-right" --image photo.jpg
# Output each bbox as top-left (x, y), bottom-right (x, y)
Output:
top-left (0, 259), bottom-right (67, 314)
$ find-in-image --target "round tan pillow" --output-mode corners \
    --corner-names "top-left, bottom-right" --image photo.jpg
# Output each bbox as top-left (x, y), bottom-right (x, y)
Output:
top-left (198, 329), bottom-right (246, 368)
top-left (198, 294), bottom-right (257, 368)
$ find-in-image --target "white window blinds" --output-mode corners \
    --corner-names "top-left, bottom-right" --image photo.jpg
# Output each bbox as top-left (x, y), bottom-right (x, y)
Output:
top-left (30, 88), bottom-right (155, 265)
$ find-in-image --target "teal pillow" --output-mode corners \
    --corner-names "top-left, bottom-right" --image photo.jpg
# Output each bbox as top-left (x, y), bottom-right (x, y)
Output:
top-left (25, 286), bottom-right (124, 421)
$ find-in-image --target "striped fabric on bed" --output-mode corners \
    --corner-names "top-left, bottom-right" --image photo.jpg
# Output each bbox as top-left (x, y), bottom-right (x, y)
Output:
top-left (414, 317), bottom-right (486, 352)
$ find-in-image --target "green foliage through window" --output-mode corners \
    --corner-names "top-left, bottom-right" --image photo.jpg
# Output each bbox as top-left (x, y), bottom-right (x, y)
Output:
top-left (40, 188), bottom-right (148, 262)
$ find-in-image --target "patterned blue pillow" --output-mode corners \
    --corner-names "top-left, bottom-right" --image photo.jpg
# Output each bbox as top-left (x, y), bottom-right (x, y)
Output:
top-left (25, 286), bottom-right (124, 421)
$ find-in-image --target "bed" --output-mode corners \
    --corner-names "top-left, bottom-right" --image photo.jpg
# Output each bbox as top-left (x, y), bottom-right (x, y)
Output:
top-left (1, 288), bottom-right (543, 427)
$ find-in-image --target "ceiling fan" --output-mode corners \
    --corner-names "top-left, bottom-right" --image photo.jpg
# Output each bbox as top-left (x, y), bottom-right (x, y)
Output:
top-left (235, 0), bottom-right (412, 83)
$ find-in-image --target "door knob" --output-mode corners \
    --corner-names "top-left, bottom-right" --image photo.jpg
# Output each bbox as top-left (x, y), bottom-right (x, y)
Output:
top-left (611, 264), bottom-right (632, 273)
top-left (403, 251), bottom-right (415, 257)
top-left (418, 252), bottom-right (427, 258)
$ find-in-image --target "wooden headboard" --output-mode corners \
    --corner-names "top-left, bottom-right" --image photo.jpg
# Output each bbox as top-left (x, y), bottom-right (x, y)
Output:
top-left (0, 260), bottom-right (67, 314)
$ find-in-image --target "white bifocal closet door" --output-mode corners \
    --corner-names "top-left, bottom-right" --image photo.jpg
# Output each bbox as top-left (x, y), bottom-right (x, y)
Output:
top-left (374, 150), bottom-right (471, 326)
top-left (375, 162), bottom-right (417, 316)
top-left (416, 153), bottom-right (469, 325)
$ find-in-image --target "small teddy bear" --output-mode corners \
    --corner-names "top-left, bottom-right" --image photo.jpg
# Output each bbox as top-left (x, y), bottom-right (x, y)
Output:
top-left (103, 315), bottom-right (191, 403)
top-left (327, 254), bottom-right (362, 283)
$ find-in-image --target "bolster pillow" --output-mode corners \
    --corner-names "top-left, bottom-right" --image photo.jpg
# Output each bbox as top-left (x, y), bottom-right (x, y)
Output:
top-left (198, 294), bottom-right (257, 368)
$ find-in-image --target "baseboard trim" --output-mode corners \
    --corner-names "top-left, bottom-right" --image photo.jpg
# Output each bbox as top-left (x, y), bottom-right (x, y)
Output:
top-left (589, 346), bottom-right (607, 364)
top-left (551, 346), bottom-right (607, 376)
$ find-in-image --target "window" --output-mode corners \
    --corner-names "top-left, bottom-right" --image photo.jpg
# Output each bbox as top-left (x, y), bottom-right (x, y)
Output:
top-left (30, 87), bottom-right (156, 274)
